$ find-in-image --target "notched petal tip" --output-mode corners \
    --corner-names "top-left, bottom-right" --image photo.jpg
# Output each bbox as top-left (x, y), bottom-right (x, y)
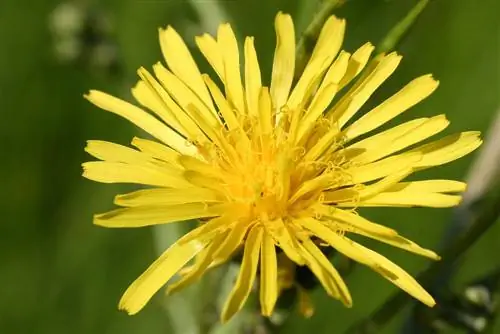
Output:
top-left (83, 89), bottom-right (99, 101)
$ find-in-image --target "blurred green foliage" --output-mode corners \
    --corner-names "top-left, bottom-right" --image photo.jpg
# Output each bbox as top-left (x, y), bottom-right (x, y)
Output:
top-left (1, 0), bottom-right (498, 333)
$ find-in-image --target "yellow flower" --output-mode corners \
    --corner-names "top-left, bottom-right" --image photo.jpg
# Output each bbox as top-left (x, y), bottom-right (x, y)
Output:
top-left (83, 12), bottom-right (481, 322)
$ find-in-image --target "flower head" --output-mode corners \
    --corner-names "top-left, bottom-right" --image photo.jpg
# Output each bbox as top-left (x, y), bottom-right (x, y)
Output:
top-left (83, 12), bottom-right (481, 322)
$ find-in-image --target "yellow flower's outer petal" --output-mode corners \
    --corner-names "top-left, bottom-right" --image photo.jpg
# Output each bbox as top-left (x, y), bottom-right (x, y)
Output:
top-left (218, 23), bottom-right (245, 114)
top-left (203, 74), bottom-right (240, 130)
top-left (258, 87), bottom-right (273, 136)
top-left (345, 152), bottom-right (422, 185)
top-left (93, 203), bottom-right (219, 228)
top-left (330, 52), bottom-right (402, 129)
top-left (178, 155), bottom-right (222, 179)
top-left (212, 220), bottom-right (252, 261)
top-left (153, 63), bottom-right (220, 129)
top-left (270, 12), bottom-right (295, 110)
top-left (299, 218), bottom-right (435, 307)
top-left (409, 131), bottom-right (482, 169)
top-left (299, 237), bottom-right (352, 306)
top-left (131, 80), bottom-right (186, 136)
top-left (354, 231), bottom-right (440, 260)
top-left (324, 167), bottom-right (413, 203)
top-left (260, 233), bottom-right (278, 317)
top-left (159, 26), bottom-right (215, 112)
top-left (287, 16), bottom-right (345, 111)
top-left (119, 234), bottom-right (208, 315)
top-left (348, 115), bottom-right (449, 164)
top-left (221, 226), bottom-right (263, 323)
top-left (296, 83), bottom-right (339, 143)
top-left (195, 33), bottom-right (224, 80)
top-left (82, 161), bottom-right (189, 188)
top-left (344, 75), bottom-right (440, 140)
top-left (265, 219), bottom-right (305, 265)
top-left (114, 187), bottom-right (221, 207)
top-left (341, 117), bottom-right (430, 160)
top-left (85, 140), bottom-right (153, 164)
top-left (296, 240), bottom-right (340, 299)
top-left (135, 68), bottom-right (208, 141)
top-left (388, 180), bottom-right (466, 193)
top-left (84, 91), bottom-right (197, 156)
top-left (349, 191), bottom-right (462, 208)
top-left (166, 232), bottom-right (228, 295)
top-left (352, 242), bottom-right (436, 307)
top-left (315, 51), bottom-right (350, 98)
top-left (313, 206), bottom-right (397, 236)
top-left (337, 42), bottom-right (375, 89)
top-left (178, 213), bottom-right (240, 245)
top-left (131, 137), bottom-right (182, 167)
top-left (244, 36), bottom-right (262, 117)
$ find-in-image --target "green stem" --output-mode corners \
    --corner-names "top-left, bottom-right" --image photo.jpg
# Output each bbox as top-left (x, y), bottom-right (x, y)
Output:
top-left (345, 177), bottom-right (500, 334)
top-left (295, 0), bottom-right (345, 75)
top-left (377, 0), bottom-right (430, 54)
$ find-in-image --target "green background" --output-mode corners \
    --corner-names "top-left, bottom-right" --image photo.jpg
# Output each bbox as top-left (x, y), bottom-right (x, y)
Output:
top-left (1, 0), bottom-right (498, 333)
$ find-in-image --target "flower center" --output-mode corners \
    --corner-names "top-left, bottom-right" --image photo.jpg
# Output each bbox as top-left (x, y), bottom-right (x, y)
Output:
top-left (199, 120), bottom-right (349, 223)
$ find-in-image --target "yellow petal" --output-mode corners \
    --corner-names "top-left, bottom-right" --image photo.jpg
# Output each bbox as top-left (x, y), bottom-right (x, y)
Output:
top-left (344, 152), bottom-right (422, 185)
top-left (85, 140), bottom-right (152, 164)
top-left (337, 42), bottom-right (375, 89)
top-left (265, 219), bottom-right (305, 265)
top-left (260, 233), bottom-right (278, 317)
top-left (306, 49), bottom-right (350, 109)
top-left (344, 75), bottom-right (440, 140)
top-left (195, 33), bottom-right (224, 80)
top-left (166, 232), bottom-right (228, 295)
top-left (93, 203), bottom-right (219, 228)
top-left (85, 90), bottom-right (197, 156)
top-left (296, 240), bottom-right (340, 299)
top-left (409, 131), bottom-right (482, 169)
top-left (323, 167), bottom-right (413, 203)
top-left (388, 180), bottom-right (466, 193)
top-left (270, 12), bottom-right (295, 110)
top-left (221, 226), bottom-right (263, 322)
top-left (202, 74), bottom-right (240, 130)
top-left (341, 117), bottom-right (430, 160)
top-left (258, 87), bottom-right (273, 136)
top-left (119, 235), bottom-right (208, 315)
top-left (153, 63), bottom-right (220, 129)
top-left (244, 36), bottom-right (262, 116)
top-left (353, 243), bottom-right (436, 307)
top-left (218, 23), bottom-right (245, 114)
top-left (131, 80), bottom-right (186, 137)
top-left (178, 154), bottom-right (222, 179)
top-left (350, 115), bottom-right (449, 164)
top-left (300, 237), bottom-right (352, 306)
top-left (158, 26), bottom-right (215, 112)
top-left (354, 231), bottom-right (440, 260)
top-left (330, 52), bottom-right (403, 129)
top-left (298, 219), bottom-right (435, 306)
top-left (212, 220), bottom-right (252, 261)
top-left (309, 16), bottom-right (345, 66)
top-left (313, 206), bottom-right (397, 236)
top-left (135, 68), bottom-right (207, 141)
top-left (296, 83), bottom-right (339, 144)
top-left (82, 161), bottom-right (190, 188)
top-left (299, 217), bottom-right (380, 266)
top-left (349, 191), bottom-right (462, 208)
top-left (288, 16), bottom-right (345, 111)
top-left (114, 187), bottom-right (221, 207)
top-left (178, 213), bottom-right (240, 245)
top-left (131, 137), bottom-right (182, 167)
